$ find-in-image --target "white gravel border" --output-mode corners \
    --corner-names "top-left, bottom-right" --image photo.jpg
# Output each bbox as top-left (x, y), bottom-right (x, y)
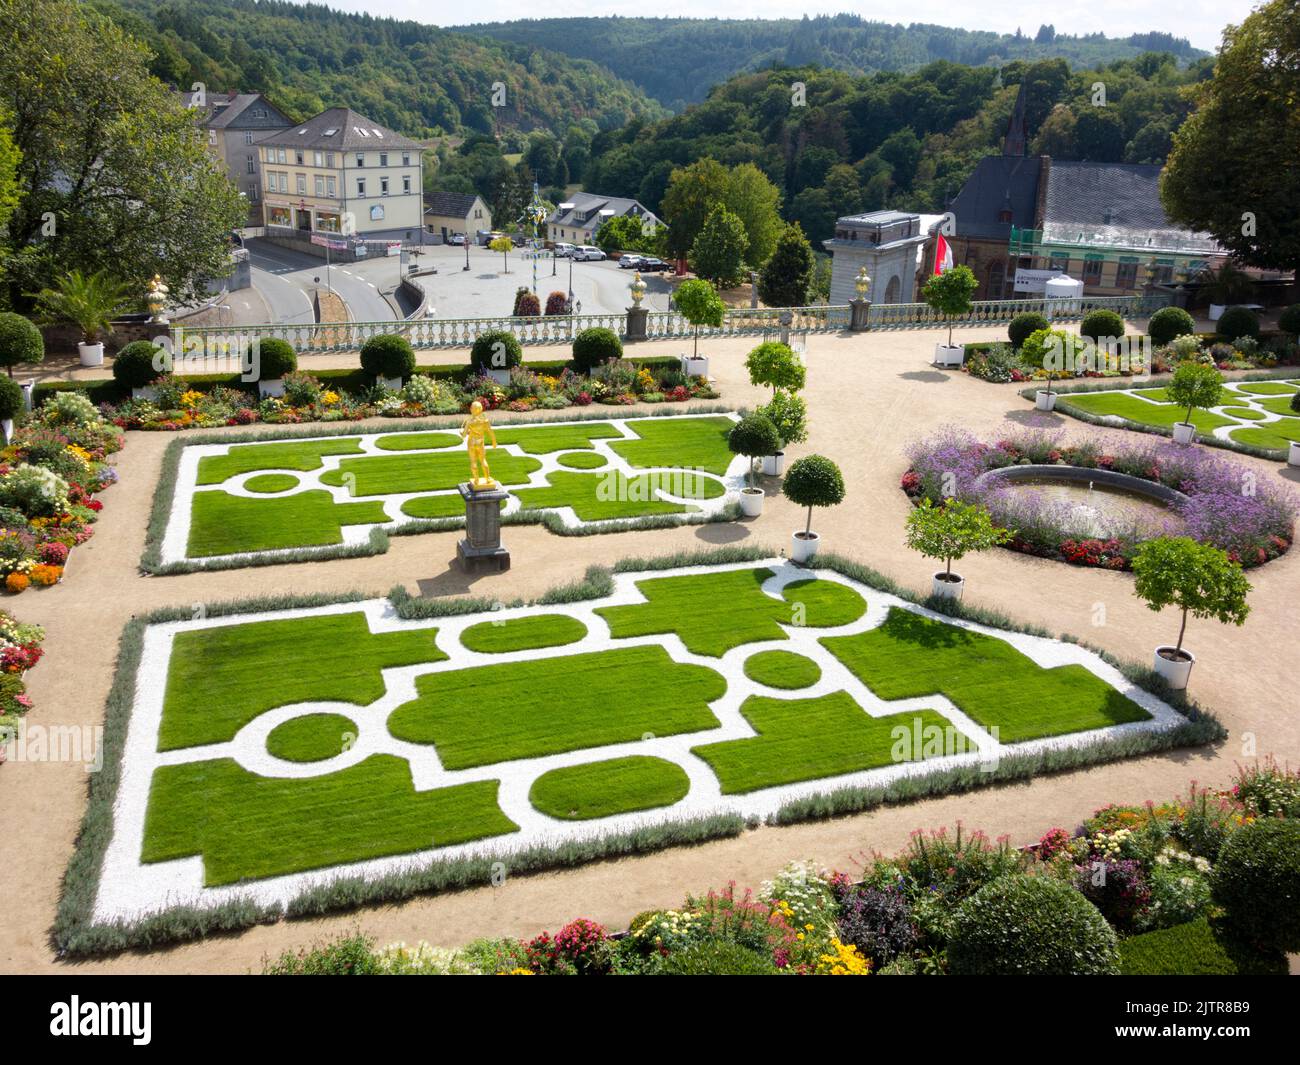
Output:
top-left (159, 414), bottom-right (749, 566)
top-left (93, 559), bottom-right (1186, 924)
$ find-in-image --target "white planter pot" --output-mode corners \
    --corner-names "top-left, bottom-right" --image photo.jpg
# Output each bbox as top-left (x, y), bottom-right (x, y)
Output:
top-left (1209, 303), bottom-right (1226, 323)
top-left (485, 369), bottom-right (510, 387)
top-left (1172, 421), bottom-right (1196, 445)
top-left (131, 386), bottom-right (158, 402)
top-left (681, 355), bottom-right (709, 378)
top-left (1152, 646), bottom-right (1195, 690)
top-left (761, 451), bottom-right (785, 476)
top-left (933, 343), bottom-right (965, 368)
top-left (0, 418), bottom-right (12, 445)
top-left (738, 487), bottom-right (764, 517)
top-left (258, 378), bottom-right (285, 398)
top-left (380, 375), bottom-right (405, 391)
top-left (1289, 441), bottom-right (1300, 468)
top-left (1035, 390), bottom-right (1058, 411)
top-left (78, 341), bottom-right (105, 367)
top-left (931, 571), bottom-right (965, 601)
top-left (790, 530), bottom-right (820, 563)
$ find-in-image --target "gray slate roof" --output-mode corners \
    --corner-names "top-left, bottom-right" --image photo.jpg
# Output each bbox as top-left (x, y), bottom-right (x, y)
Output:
top-left (254, 107), bottom-right (421, 151)
top-left (424, 191), bottom-right (481, 218)
top-left (549, 191), bottom-right (658, 229)
top-left (180, 91), bottom-right (292, 130)
top-left (950, 155), bottom-right (1041, 240)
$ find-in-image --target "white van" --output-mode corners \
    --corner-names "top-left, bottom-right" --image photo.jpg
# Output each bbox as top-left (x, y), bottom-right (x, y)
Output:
top-left (552, 242), bottom-right (576, 258)
top-left (575, 245), bottom-right (606, 261)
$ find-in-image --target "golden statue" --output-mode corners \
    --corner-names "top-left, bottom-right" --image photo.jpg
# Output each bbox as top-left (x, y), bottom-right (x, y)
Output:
top-left (460, 400), bottom-right (498, 488)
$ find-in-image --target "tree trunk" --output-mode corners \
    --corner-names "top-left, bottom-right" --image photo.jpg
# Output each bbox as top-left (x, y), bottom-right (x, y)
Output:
top-left (1175, 606), bottom-right (1189, 654)
top-left (804, 506), bottom-right (812, 536)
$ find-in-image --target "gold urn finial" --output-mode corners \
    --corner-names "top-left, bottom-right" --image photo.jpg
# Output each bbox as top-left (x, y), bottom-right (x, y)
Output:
top-left (629, 270), bottom-right (647, 305)
top-left (854, 266), bottom-right (871, 298)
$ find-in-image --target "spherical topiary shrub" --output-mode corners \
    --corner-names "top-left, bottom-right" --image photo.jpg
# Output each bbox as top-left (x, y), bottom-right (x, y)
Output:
top-left (0, 376), bottom-right (25, 420)
top-left (1212, 819), bottom-right (1300, 952)
top-left (359, 333), bottom-right (416, 382)
top-left (783, 454), bottom-right (846, 534)
top-left (571, 327), bottom-right (623, 374)
top-left (0, 312), bottom-right (45, 376)
top-left (469, 329), bottom-right (523, 374)
top-left (660, 940), bottom-right (777, 975)
top-left (112, 340), bottom-right (167, 389)
top-left (1079, 309), bottom-right (1126, 343)
top-left (1148, 306), bottom-right (1196, 346)
top-left (256, 338), bottom-right (297, 380)
top-left (1291, 391), bottom-right (1300, 415)
top-left (1008, 312), bottom-right (1049, 349)
top-left (947, 874), bottom-right (1119, 975)
top-left (728, 412), bottom-right (781, 485)
top-left (1216, 306), bottom-right (1260, 342)
top-left (1279, 303), bottom-right (1300, 338)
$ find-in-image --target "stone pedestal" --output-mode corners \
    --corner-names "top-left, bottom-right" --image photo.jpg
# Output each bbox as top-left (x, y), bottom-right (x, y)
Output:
top-left (625, 304), bottom-right (648, 342)
top-left (456, 482), bottom-right (510, 572)
top-left (849, 297), bottom-right (872, 331)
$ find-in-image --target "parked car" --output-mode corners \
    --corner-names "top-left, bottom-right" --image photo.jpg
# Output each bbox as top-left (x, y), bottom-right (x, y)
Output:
top-left (618, 254), bottom-right (644, 269)
top-left (637, 257), bottom-right (670, 272)
top-left (574, 246), bottom-right (606, 261)
top-left (448, 234), bottom-right (465, 246)
top-left (552, 243), bottom-right (576, 258)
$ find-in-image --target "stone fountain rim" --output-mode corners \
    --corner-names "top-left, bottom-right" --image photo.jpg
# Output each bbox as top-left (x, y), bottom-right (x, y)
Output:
top-left (973, 463), bottom-right (1190, 508)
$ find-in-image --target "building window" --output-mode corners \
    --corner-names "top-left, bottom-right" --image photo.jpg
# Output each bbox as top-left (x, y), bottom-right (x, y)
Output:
top-left (402, 152), bottom-right (411, 166)
top-left (247, 183), bottom-right (259, 203)
top-left (267, 205), bottom-right (291, 227)
top-left (314, 151), bottom-right (323, 167)
top-left (297, 174), bottom-right (306, 194)
top-left (315, 175), bottom-right (324, 196)
top-left (379, 152), bottom-right (388, 166)
top-left (357, 178), bottom-right (366, 197)
top-left (296, 150), bottom-right (304, 165)
top-left (244, 131), bottom-right (253, 145)
top-left (1083, 259), bottom-right (1103, 285)
top-left (326, 176), bottom-right (336, 197)
top-left (402, 175), bottom-right (411, 194)
top-left (356, 153), bottom-right (364, 167)
top-left (380, 177), bottom-right (389, 195)
top-left (247, 156), bottom-right (256, 175)
top-left (474, 208), bottom-right (482, 219)
top-left (1116, 261), bottom-right (1138, 289)
top-left (277, 148), bottom-right (287, 163)
top-left (1049, 255), bottom-right (1069, 274)
top-left (325, 153), bottom-right (334, 168)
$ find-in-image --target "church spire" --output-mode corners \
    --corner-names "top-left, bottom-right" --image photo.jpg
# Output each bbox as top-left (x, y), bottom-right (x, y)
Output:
top-left (1002, 80), bottom-right (1029, 157)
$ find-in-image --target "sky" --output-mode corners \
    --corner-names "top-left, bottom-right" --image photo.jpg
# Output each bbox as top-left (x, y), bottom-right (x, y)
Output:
top-left (335, 1), bottom-right (1262, 52)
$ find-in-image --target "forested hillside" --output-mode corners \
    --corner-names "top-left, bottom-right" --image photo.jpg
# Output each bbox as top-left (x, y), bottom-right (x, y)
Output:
top-left (89, 0), bottom-right (666, 137)
top-left (457, 16), bottom-right (1201, 110)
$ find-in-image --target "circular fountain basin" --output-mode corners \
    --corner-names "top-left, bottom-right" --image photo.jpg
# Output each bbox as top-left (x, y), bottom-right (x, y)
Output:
top-left (975, 465), bottom-right (1188, 540)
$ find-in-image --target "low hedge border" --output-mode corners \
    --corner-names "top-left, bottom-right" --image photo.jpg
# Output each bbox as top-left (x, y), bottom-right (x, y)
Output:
top-left (56, 544), bottom-right (1224, 957)
top-left (138, 405), bottom-right (740, 574)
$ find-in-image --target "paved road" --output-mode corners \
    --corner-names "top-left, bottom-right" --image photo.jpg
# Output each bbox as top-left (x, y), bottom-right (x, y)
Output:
top-left (245, 238), bottom-right (398, 324)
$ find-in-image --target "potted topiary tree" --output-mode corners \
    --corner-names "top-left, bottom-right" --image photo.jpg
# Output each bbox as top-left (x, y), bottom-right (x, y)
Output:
top-left (1008, 311), bottom-right (1050, 349)
top-left (471, 328), bottom-right (524, 385)
top-left (0, 376), bottom-right (24, 443)
top-left (571, 327), bottom-right (622, 375)
top-left (727, 412), bottom-right (781, 517)
top-left (255, 338), bottom-right (298, 398)
top-left (0, 312), bottom-right (45, 379)
top-left (1130, 536), bottom-right (1251, 690)
top-left (30, 270), bottom-right (133, 367)
top-left (359, 333), bottom-right (416, 390)
top-left (673, 278), bottom-right (725, 377)
top-left (757, 389), bottom-right (808, 475)
top-left (744, 341), bottom-right (806, 474)
top-left (782, 454), bottom-right (845, 562)
top-left (1166, 360), bottom-right (1223, 445)
top-left (904, 497), bottom-right (1011, 601)
top-left (112, 340), bottom-right (168, 399)
top-left (922, 265), bottom-right (977, 368)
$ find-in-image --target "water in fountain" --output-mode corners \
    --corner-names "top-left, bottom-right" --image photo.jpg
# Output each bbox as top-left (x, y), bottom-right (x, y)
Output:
top-left (1013, 477), bottom-right (1184, 540)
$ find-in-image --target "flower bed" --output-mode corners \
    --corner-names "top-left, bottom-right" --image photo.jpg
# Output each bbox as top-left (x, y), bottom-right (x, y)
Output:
top-left (902, 428), bottom-right (1296, 570)
top-left (264, 759), bottom-right (1300, 976)
top-left (0, 609), bottom-right (45, 752)
top-left (0, 393), bottom-right (121, 593)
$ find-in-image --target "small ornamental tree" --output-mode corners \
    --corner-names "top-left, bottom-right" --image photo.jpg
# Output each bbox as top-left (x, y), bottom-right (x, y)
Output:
top-left (359, 333), bottom-right (416, 382)
top-left (31, 269), bottom-right (133, 345)
top-left (256, 338), bottom-right (297, 381)
top-left (0, 312), bottom-right (44, 378)
top-left (745, 341), bottom-right (805, 396)
top-left (1131, 536), bottom-right (1251, 658)
top-left (757, 222), bottom-right (815, 308)
top-left (489, 235), bottom-right (513, 271)
top-left (727, 413), bottom-right (781, 487)
top-left (688, 205), bottom-right (749, 288)
top-left (1008, 311), bottom-right (1049, 349)
top-left (470, 329), bottom-right (523, 373)
top-left (905, 498), bottom-right (1011, 580)
top-left (1148, 306), bottom-right (1196, 346)
top-left (1166, 360), bottom-right (1224, 431)
top-left (921, 264), bottom-right (978, 347)
top-left (673, 278), bottom-right (725, 358)
top-left (0, 375), bottom-right (25, 421)
top-left (758, 389), bottom-right (808, 447)
top-left (783, 454), bottom-right (845, 535)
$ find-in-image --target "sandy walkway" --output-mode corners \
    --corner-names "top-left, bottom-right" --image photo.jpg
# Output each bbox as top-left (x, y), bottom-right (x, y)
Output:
top-left (1, 322), bottom-right (1295, 973)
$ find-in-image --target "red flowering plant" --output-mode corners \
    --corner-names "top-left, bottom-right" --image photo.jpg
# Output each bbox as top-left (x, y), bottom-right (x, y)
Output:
top-left (551, 918), bottom-right (612, 975)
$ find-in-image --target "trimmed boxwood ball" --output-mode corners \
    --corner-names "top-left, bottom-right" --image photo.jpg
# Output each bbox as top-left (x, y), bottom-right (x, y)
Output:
top-left (359, 333), bottom-right (416, 381)
top-left (1148, 306), bottom-right (1196, 346)
top-left (469, 329), bottom-right (523, 373)
top-left (727, 412), bottom-right (781, 461)
top-left (0, 375), bottom-right (25, 420)
top-left (1279, 302), bottom-right (1300, 338)
top-left (948, 874), bottom-right (1119, 975)
top-left (1212, 819), bottom-right (1300, 952)
top-left (112, 340), bottom-right (167, 389)
top-left (660, 940), bottom-right (777, 975)
top-left (0, 312), bottom-right (45, 375)
top-left (256, 338), bottom-right (297, 380)
top-left (1215, 306), bottom-right (1260, 342)
top-left (1008, 311), bottom-right (1049, 349)
top-left (1079, 309), bottom-right (1125, 343)
top-left (571, 327), bottom-right (623, 373)
top-left (783, 454), bottom-right (845, 513)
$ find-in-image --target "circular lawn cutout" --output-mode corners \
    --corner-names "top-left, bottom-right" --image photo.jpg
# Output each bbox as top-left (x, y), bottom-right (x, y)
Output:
top-left (244, 473), bottom-right (300, 494)
top-left (266, 712), bottom-right (357, 763)
top-left (529, 755), bottom-right (690, 820)
top-left (556, 450), bottom-right (608, 470)
top-left (744, 649), bottom-right (822, 689)
top-left (461, 613), bottom-right (587, 653)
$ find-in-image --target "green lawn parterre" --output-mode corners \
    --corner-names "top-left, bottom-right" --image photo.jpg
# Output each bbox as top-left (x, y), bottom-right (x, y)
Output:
top-left (121, 562), bottom-right (1171, 902)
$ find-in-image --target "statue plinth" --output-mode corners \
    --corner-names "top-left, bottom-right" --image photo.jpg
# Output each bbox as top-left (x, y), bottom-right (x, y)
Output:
top-left (456, 482), bottom-right (510, 572)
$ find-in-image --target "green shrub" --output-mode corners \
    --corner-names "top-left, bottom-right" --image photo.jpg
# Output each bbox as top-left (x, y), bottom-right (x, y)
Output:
top-left (1278, 303), bottom-right (1300, 338)
top-left (660, 940), bottom-right (777, 975)
top-left (571, 327), bottom-right (623, 373)
top-left (783, 454), bottom-right (845, 534)
top-left (256, 338), bottom-right (297, 380)
top-left (1019, 327), bottom-right (1075, 370)
top-left (1008, 312), bottom-right (1049, 349)
top-left (744, 341), bottom-right (805, 394)
top-left (1291, 392), bottom-right (1300, 415)
top-left (947, 874), bottom-right (1119, 975)
top-left (262, 933), bottom-right (379, 975)
top-left (757, 390), bottom-right (808, 446)
top-left (359, 334), bottom-right (416, 381)
top-left (728, 412), bottom-right (781, 487)
top-left (1212, 819), bottom-right (1300, 952)
top-left (112, 340), bottom-right (166, 389)
top-left (1148, 306), bottom-right (1196, 346)
top-left (0, 376), bottom-right (24, 420)
top-left (470, 329), bottom-right (523, 374)
top-left (1216, 306), bottom-right (1260, 342)
top-left (1120, 917), bottom-right (1286, 976)
top-left (1079, 309), bottom-right (1126, 342)
top-left (0, 312), bottom-right (44, 375)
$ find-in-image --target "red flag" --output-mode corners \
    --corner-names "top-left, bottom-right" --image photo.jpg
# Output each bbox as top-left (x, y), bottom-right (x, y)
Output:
top-left (934, 233), bottom-right (953, 274)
